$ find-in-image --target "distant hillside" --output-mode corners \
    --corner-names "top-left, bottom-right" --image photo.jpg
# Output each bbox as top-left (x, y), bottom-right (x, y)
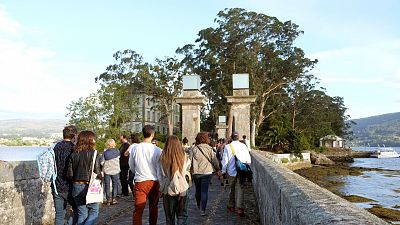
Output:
top-left (0, 119), bottom-right (66, 138)
top-left (350, 112), bottom-right (400, 147)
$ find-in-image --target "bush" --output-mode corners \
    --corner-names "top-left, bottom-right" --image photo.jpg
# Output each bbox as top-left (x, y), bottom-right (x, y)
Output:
top-left (281, 158), bottom-right (289, 163)
top-left (317, 146), bottom-right (327, 153)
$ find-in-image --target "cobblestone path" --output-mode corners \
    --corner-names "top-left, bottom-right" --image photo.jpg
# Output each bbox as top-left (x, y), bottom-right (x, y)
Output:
top-left (97, 175), bottom-right (260, 225)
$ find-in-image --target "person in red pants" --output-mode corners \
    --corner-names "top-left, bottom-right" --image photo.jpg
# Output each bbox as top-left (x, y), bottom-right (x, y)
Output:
top-left (128, 125), bottom-right (162, 225)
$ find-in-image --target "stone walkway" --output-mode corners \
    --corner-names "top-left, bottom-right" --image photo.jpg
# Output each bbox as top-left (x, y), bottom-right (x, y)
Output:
top-left (97, 175), bottom-right (260, 225)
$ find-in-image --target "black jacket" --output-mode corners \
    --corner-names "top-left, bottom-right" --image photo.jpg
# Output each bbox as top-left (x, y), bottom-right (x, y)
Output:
top-left (67, 150), bottom-right (102, 182)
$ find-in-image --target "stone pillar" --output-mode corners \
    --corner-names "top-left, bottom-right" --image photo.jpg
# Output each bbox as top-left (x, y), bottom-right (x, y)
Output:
top-left (176, 75), bottom-right (207, 145)
top-left (226, 74), bottom-right (256, 141)
top-left (215, 116), bottom-right (228, 140)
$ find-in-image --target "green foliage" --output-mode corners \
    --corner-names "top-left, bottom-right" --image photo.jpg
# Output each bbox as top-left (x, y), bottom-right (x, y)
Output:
top-left (281, 158), bottom-right (289, 163)
top-left (317, 146), bottom-right (327, 153)
top-left (177, 8), bottom-right (317, 136)
top-left (96, 139), bottom-right (106, 152)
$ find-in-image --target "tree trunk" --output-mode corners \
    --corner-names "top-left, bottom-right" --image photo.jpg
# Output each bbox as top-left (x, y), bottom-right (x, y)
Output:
top-left (168, 111), bottom-right (174, 135)
top-left (251, 118), bottom-right (256, 148)
top-left (292, 107), bottom-right (296, 130)
top-left (227, 106), bottom-right (233, 138)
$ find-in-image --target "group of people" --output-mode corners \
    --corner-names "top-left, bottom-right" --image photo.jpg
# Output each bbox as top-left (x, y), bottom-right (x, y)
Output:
top-left (50, 124), bottom-right (252, 225)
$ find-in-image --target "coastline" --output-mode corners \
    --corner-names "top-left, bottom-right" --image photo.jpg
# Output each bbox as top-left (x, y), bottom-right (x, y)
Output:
top-left (294, 163), bottom-right (400, 223)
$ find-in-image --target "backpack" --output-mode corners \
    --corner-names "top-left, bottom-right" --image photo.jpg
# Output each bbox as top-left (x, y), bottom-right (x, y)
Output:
top-left (229, 144), bottom-right (252, 184)
top-left (160, 156), bottom-right (190, 196)
top-left (37, 142), bottom-right (58, 194)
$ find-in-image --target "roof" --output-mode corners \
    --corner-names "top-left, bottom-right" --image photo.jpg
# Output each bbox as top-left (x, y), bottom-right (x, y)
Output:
top-left (319, 135), bottom-right (343, 141)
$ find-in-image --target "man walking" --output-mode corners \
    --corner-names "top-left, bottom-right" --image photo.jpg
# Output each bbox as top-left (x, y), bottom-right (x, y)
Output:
top-left (129, 125), bottom-right (162, 225)
top-left (221, 132), bottom-right (251, 217)
top-left (119, 134), bottom-right (131, 196)
top-left (52, 125), bottom-right (78, 225)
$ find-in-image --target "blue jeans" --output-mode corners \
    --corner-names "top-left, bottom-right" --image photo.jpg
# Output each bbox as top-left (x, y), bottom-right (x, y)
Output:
top-left (104, 174), bottom-right (119, 200)
top-left (193, 174), bottom-right (212, 211)
top-left (72, 183), bottom-right (99, 225)
top-left (51, 186), bottom-right (78, 225)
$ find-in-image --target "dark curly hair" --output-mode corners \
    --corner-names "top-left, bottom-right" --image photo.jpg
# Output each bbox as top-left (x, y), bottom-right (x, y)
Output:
top-left (74, 130), bottom-right (96, 152)
top-left (195, 132), bottom-right (209, 145)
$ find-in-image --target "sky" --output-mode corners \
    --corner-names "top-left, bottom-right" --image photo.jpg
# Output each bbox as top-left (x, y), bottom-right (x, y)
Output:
top-left (0, 0), bottom-right (399, 120)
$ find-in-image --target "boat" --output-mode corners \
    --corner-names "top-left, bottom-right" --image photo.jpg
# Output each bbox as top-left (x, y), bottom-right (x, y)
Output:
top-left (370, 147), bottom-right (400, 158)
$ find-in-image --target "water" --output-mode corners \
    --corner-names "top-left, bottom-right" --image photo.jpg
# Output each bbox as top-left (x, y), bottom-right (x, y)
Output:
top-left (352, 146), bottom-right (400, 154)
top-left (0, 146), bottom-right (48, 161)
top-left (336, 147), bottom-right (400, 210)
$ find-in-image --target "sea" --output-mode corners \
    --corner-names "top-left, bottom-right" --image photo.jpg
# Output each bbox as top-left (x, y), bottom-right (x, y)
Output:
top-left (0, 146), bottom-right (48, 161)
top-left (340, 147), bottom-right (400, 212)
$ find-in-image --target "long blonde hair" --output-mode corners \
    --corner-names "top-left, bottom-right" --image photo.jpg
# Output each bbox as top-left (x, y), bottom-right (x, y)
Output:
top-left (160, 135), bottom-right (185, 178)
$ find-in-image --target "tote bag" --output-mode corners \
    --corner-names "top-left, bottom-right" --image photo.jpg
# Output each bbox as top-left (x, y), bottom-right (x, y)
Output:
top-left (86, 150), bottom-right (103, 204)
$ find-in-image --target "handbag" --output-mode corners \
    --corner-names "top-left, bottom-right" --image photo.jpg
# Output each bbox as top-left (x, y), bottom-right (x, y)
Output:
top-left (86, 150), bottom-right (103, 204)
top-left (229, 144), bottom-right (250, 172)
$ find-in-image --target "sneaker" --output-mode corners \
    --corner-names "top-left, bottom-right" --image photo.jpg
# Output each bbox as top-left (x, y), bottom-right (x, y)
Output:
top-left (227, 206), bottom-right (235, 212)
top-left (111, 199), bottom-right (118, 205)
top-left (237, 208), bottom-right (245, 217)
top-left (201, 210), bottom-right (206, 216)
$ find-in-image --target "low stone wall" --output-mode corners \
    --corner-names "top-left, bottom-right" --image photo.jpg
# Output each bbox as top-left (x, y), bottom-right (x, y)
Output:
top-left (250, 150), bottom-right (388, 225)
top-left (0, 161), bottom-right (54, 225)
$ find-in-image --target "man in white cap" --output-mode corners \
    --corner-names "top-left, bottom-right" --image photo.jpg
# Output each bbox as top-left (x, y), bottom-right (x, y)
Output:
top-left (221, 131), bottom-right (251, 217)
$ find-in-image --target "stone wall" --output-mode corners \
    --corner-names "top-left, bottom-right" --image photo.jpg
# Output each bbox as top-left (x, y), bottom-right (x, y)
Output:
top-left (0, 161), bottom-right (54, 225)
top-left (250, 150), bottom-right (388, 225)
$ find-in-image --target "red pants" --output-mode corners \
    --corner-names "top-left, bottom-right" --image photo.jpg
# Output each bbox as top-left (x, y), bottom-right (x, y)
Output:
top-left (133, 180), bottom-right (160, 225)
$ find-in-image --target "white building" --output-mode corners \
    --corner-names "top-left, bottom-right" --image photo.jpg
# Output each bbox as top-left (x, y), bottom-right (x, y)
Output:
top-left (127, 95), bottom-right (180, 134)
top-left (319, 135), bottom-right (344, 148)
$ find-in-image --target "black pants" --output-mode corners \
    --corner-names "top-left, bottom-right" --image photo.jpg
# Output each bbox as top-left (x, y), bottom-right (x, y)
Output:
top-left (120, 166), bottom-right (129, 195)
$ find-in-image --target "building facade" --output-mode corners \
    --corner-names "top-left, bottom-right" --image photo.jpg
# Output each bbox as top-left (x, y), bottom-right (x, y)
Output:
top-left (127, 95), bottom-right (180, 134)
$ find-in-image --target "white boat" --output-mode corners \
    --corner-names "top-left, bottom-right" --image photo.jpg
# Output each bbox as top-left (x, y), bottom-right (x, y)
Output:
top-left (370, 147), bottom-right (400, 158)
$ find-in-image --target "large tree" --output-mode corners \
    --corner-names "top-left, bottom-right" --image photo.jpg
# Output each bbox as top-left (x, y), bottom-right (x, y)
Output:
top-left (177, 8), bottom-right (317, 145)
top-left (149, 57), bottom-right (184, 135)
top-left (95, 50), bottom-right (151, 134)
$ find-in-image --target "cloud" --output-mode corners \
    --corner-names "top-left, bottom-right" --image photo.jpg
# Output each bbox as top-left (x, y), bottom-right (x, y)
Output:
top-left (0, 5), bottom-right (99, 119)
top-left (308, 39), bottom-right (400, 87)
top-left (0, 6), bottom-right (21, 35)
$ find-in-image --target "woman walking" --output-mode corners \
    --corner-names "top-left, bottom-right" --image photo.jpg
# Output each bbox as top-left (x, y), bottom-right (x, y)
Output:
top-left (159, 135), bottom-right (191, 225)
top-left (191, 132), bottom-right (222, 216)
top-left (67, 131), bottom-right (102, 225)
top-left (101, 139), bottom-right (120, 205)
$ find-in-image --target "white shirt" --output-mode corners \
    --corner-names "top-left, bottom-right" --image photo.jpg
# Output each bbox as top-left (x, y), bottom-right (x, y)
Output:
top-left (221, 140), bottom-right (251, 177)
top-left (244, 139), bottom-right (251, 151)
top-left (127, 143), bottom-right (138, 154)
top-left (129, 142), bottom-right (162, 183)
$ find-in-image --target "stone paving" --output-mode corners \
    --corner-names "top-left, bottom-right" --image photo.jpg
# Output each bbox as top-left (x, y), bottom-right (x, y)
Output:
top-left (97, 175), bottom-right (260, 225)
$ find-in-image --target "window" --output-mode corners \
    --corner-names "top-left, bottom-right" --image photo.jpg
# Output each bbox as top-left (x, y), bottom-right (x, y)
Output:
top-left (147, 111), bottom-right (150, 121)
top-left (152, 112), bottom-right (156, 122)
top-left (135, 124), bottom-right (140, 132)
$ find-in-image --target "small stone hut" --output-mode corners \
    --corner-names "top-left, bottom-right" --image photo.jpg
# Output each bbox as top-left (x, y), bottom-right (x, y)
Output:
top-left (319, 135), bottom-right (344, 148)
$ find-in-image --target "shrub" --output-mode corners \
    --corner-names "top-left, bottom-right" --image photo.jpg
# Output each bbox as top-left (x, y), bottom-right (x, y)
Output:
top-left (281, 158), bottom-right (289, 163)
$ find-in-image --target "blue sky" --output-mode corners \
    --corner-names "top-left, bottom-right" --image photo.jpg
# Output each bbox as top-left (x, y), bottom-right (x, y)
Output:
top-left (0, 0), bottom-right (399, 120)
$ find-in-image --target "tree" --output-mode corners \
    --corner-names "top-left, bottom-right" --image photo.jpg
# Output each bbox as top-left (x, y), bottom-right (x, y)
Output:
top-left (95, 50), bottom-right (151, 134)
top-left (66, 92), bottom-right (103, 135)
top-left (149, 57), bottom-right (184, 135)
top-left (177, 8), bottom-right (317, 145)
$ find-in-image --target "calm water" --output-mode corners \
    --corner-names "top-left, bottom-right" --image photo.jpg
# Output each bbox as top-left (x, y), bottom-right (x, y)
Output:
top-left (0, 146), bottom-right (47, 161)
top-left (337, 147), bottom-right (400, 211)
